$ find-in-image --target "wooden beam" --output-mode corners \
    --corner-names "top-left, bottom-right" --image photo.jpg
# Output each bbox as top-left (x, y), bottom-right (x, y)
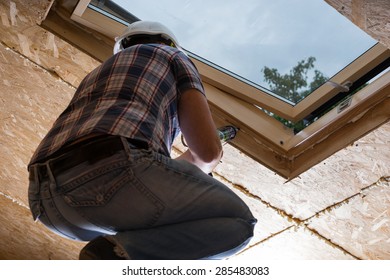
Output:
top-left (286, 70), bottom-right (390, 153)
top-left (204, 82), bottom-right (294, 178)
top-left (192, 58), bottom-right (294, 120)
top-left (204, 83), bottom-right (293, 152)
top-left (289, 97), bottom-right (390, 179)
top-left (41, 8), bottom-right (112, 62)
top-left (285, 71), bottom-right (390, 179)
top-left (71, 3), bottom-right (126, 38)
top-left (210, 109), bottom-right (291, 178)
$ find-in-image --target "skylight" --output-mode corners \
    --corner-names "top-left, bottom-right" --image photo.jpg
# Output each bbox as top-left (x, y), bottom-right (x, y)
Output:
top-left (103, 0), bottom-right (376, 104)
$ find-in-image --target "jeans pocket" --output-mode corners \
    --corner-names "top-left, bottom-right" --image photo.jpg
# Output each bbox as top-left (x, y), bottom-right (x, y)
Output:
top-left (60, 161), bottom-right (165, 230)
top-left (61, 163), bottom-right (131, 207)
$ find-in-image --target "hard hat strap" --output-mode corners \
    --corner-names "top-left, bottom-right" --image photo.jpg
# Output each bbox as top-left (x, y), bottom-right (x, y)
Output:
top-left (121, 34), bottom-right (176, 49)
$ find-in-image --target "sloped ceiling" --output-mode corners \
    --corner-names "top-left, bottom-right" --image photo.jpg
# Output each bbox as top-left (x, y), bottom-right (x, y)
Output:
top-left (0, 0), bottom-right (389, 260)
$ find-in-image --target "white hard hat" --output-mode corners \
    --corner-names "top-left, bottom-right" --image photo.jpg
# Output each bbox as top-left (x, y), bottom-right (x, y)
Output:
top-left (113, 21), bottom-right (181, 54)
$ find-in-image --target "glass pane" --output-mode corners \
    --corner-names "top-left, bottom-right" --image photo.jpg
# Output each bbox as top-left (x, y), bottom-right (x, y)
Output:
top-left (97, 0), bottom-right (376, 104)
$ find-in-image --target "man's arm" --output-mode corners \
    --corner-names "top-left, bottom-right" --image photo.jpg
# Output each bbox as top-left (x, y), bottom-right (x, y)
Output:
top-left (175, 88), bottom-right (222, 173)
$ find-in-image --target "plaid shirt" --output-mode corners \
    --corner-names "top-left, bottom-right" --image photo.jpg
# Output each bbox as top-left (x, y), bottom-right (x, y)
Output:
top-left (29, 44), bottom-right (204, 166)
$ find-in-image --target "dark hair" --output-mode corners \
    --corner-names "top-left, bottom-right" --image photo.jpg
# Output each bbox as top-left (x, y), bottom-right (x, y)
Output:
top-left (121, 34), bottom-right (175, 49)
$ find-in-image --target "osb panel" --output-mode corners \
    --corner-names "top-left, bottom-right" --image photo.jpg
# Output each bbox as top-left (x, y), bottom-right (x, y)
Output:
top-left (0, 194), bottom-right (83, 260)
top-left (0, 0), bottom-right (53, 25)
top-left (0, 43), bottom-right (74, 205)
top-left (0, 0), bottom-right (99, 87)
top-left (213, 122), bottom-right (390, 220)
top-left (232, 226), bottom-right (356, 260)
top-left (325, 0), bottom-right (390, 49)
top-left (308, 178), bottom-right (390, 260)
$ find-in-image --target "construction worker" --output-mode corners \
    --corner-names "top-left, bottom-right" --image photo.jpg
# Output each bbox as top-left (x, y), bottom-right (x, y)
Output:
top-left (27, 21), bottom-right (256, 259)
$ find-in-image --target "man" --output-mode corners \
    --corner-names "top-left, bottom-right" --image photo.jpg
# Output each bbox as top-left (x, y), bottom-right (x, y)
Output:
top-left (28, 21), bottom-right (256, 259)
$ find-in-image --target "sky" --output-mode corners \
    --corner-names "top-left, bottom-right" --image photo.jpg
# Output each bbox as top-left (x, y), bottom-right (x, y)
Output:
top-left (112, 0), bottom-right (376, 99)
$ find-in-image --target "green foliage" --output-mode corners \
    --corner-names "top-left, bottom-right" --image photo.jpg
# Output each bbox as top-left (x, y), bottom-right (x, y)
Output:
top-left (262, 56), bottom-right (327, 103)
top-left (261, 56), bottom-right (328, 132)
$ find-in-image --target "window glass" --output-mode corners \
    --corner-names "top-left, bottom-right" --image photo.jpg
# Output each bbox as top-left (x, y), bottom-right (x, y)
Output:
top-left (94, 0), bottom-right (376, 104)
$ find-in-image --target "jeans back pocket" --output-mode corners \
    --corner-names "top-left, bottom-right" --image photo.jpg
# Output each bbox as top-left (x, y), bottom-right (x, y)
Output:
top-left (60, 160), bottom-right (131, 207)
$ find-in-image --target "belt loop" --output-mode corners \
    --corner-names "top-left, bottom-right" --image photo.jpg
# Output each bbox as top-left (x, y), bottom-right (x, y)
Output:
top-left (120, 136), bottom-right (132, 160)
top-left (33, 165), bottom-right (40, 184)
top-left (46, 161), bottom-right (57, 188)
top-left (31, 165), bottom-right (41, 195)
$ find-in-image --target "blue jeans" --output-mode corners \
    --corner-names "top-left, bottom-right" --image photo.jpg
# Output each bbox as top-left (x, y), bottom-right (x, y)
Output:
top-left (28, 137), bottom-right (256, 259)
